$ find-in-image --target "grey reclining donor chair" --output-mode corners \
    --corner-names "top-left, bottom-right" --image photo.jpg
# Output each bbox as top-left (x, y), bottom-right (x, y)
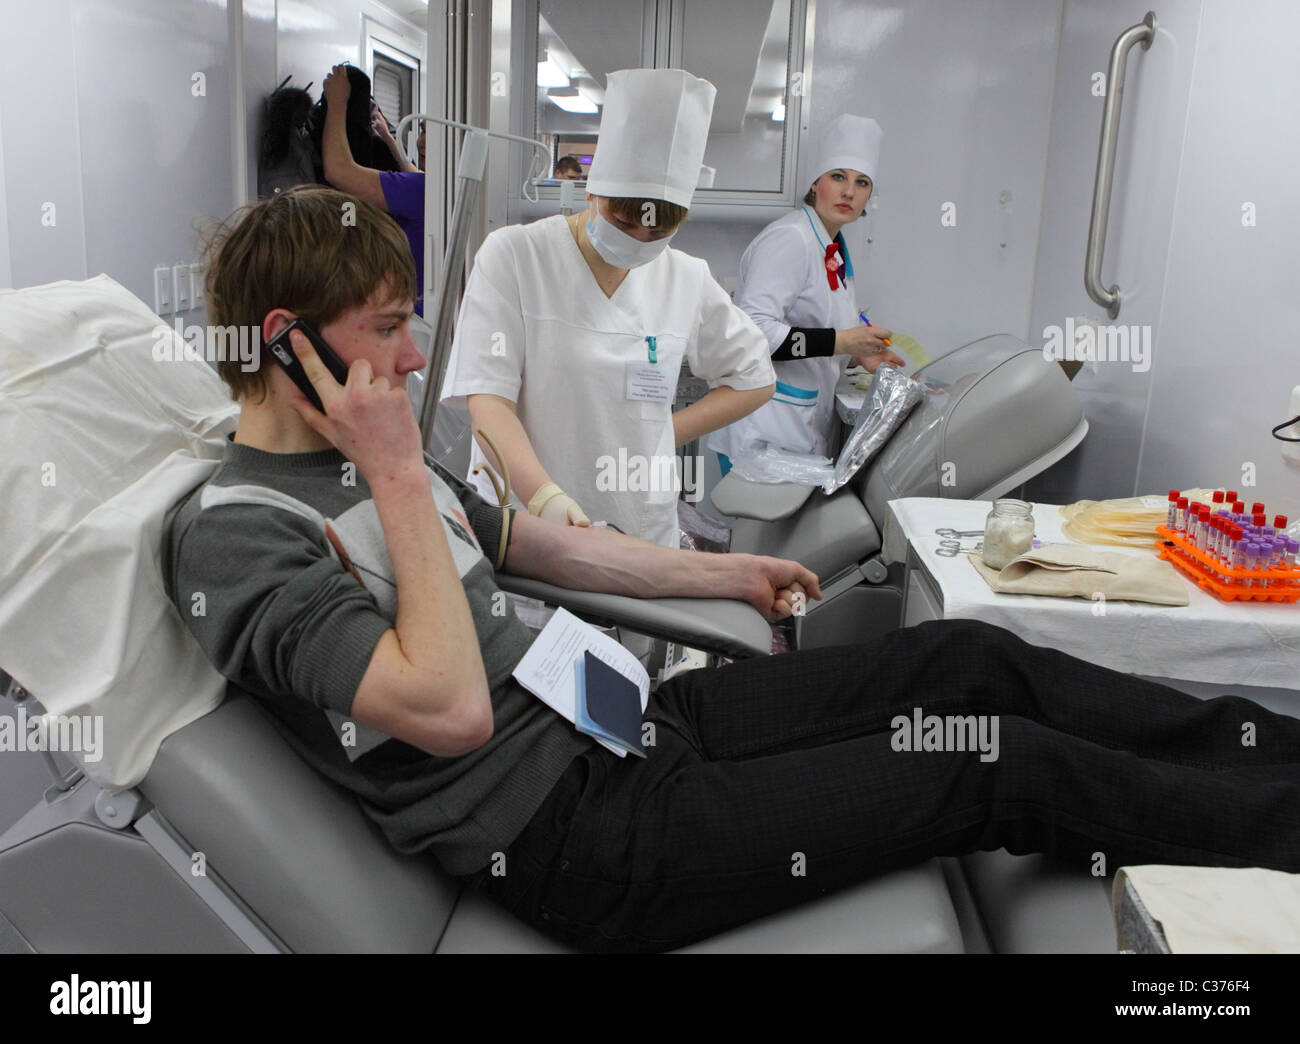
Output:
top-left (712, 334), bottom-right (1091, 650)
top-left (0, 278), bottom-right (1112, 953)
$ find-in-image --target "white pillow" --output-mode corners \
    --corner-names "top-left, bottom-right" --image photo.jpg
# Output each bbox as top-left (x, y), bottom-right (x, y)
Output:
top-left (0, 275), bottom-right (239, 789)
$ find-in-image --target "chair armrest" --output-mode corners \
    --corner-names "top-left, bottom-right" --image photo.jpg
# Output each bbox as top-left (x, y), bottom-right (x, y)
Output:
top-left (710, 472), bottom-right (816, 521)
top-left (495, 574), bottom-right (772, 658)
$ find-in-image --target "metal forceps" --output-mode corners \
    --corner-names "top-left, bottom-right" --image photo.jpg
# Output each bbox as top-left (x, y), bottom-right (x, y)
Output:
top-left (934, 527), bottom-right (983, 557)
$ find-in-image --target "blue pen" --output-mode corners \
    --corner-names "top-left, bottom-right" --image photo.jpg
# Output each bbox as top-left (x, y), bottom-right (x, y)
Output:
top-left (858, 312), bottom-right (891, 347)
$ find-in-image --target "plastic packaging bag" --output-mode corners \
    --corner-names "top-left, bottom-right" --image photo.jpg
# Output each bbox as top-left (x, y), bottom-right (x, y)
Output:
top-left (823, 363), bottom-right (925, 494)
top-left (727, 444), bottom-right (836, 487)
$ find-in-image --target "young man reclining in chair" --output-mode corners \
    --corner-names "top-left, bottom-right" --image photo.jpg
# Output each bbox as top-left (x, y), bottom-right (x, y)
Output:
top-left (165, 186), bottom-right (1300, 954)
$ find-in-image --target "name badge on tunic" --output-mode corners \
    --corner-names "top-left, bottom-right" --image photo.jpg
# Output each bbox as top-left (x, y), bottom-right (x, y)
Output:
top-left (625, 361), bottom-right (671, 403)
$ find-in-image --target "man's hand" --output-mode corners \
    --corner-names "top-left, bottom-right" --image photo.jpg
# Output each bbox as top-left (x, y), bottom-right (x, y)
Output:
top-left (323, 63), bottom-right (351, 108)
top-left (286, 328), bottom-right (423, 482)
top-left (742, 555), bottom-right (823, 622)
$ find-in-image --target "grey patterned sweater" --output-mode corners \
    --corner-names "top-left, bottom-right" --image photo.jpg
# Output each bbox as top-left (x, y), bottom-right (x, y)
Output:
top-left (164, 439), bottom-right (588, 875)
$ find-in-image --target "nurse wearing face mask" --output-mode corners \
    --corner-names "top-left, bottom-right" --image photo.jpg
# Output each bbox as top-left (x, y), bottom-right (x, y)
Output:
top-left (710, 115), bottom-right (905, 470)
top-left (442, 69), bottom-right (775, 548)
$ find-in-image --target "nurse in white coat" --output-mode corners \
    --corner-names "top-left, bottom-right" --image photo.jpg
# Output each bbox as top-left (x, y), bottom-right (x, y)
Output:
top-left (710, 115), bottom-right (904, 469)
top-left (442, 69), bottom-right (775, 548)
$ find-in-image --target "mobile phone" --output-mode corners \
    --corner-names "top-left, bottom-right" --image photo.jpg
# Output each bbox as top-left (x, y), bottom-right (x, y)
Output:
top-left (265, 318), bottom-right (350, 412)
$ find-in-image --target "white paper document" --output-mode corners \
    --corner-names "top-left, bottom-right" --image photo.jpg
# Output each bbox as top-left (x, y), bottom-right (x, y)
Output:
top-left (512, 607), bottom-right (650, 757)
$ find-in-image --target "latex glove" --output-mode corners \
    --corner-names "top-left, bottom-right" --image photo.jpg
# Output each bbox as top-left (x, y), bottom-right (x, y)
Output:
top-left (528, 482), bottom-right (591, 527)
top-left (540, 495), bottom-right (591, 527)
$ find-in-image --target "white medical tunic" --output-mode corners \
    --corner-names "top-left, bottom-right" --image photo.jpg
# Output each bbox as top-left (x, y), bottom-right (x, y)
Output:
top-left (442, 215), bottom-right (774, 547)
top-left (709, 206), bottom-right (861, 459)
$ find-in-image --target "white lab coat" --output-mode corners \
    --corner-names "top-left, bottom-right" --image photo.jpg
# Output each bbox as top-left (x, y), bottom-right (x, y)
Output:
top-left (442, 215), bottom-right (774, 548)
top-left (709, 206), bottom-right (861, 459)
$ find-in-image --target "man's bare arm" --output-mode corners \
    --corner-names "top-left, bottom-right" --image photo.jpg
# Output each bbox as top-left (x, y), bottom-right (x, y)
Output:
top-left (503, 511), bottom-right (821, 621)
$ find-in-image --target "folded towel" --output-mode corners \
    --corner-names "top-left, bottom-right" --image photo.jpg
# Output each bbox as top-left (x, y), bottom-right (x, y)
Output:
top-left (969, 543), bottom-right (1188, 606)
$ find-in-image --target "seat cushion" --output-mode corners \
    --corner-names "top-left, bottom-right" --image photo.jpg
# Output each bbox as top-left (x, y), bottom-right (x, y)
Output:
top-left (439, 859), bottom-right (964, 953)
top-left (143, 698), bottom-right (459, 954)
top-left (960, 849), bottom-right (1116, 953)
top-left (728, 488), bottom-right (880, 582)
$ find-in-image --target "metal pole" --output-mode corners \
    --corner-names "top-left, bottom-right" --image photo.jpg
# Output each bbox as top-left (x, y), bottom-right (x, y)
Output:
top-left (418, 130), bottom-right (490, 447)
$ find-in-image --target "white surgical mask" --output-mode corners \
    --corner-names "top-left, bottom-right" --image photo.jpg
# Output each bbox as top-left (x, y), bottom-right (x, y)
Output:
top-left (585, 211), bottom-right (674, 269)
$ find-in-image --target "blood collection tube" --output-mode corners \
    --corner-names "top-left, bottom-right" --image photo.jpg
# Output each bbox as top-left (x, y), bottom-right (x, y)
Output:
top-left (1177, 497), bottom-right (1190, 534)
top-left (1167, 490), bottom-right (1180, 529)
top-left (1212, 491), bottom-right (1225, 510)
top-left (1226, 490), bottom-right (1239, 503)
top-left (1231, 529), bottom-right (1247, 582)
top-left (1273, 515), bottom-right (1287, 532)
top-left (1260, 537), bottom-right (1276, 587)
top-left (1233, 500), bottom-right (1245, 515)
top-left (1196, 507), bottom-right (1210, 552)
top-left (1284, 538), bottom-right (1298, 582)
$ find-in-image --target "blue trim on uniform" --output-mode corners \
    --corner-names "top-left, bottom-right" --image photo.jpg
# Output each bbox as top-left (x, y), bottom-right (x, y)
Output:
top-left (717, 452), bottom-right (732, 477)
top-left (801, 205), bottom-right (854, 281)
top-left (774, 380), bottom-right (818, 400)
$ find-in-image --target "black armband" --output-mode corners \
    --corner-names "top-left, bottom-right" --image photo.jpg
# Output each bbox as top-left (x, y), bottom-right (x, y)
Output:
top-left (770, 326), bottom-right (836, 361)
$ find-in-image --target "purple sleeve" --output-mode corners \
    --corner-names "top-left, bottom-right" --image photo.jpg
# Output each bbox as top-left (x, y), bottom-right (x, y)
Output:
top-left (379, 171), bottom-right (424, 220)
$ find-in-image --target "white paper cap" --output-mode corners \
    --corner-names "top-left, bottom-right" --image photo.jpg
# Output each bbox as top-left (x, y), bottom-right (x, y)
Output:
top-left (809, 114), bottom-right (883, 185)
top-left (585, 69), bottom-right (717, 208)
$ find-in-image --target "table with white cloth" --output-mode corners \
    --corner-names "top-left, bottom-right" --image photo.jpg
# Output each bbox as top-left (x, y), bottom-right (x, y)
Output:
top-left (886, 497), bottom-right (1300, 708)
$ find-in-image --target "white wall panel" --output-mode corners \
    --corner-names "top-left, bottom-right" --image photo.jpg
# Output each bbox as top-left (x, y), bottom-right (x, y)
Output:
top-left (72, 0), bottom-right (234, 309)
top-left (1134, 0), bottom-right (1300, 519)
top-left (0, 103), bottom-right (11, 289)
top-left (680, 0), bottom-right (1062, 324)
top-left (0, 0), bottom-right (89, 289)
top-left (1025, 0), bottom-right (1203, 504)
top-left (805, 0), bottom-right (1061, 357)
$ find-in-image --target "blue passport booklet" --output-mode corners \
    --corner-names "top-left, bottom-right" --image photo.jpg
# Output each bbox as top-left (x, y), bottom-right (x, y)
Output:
top-left (575, 651), bottom-right (647, 758)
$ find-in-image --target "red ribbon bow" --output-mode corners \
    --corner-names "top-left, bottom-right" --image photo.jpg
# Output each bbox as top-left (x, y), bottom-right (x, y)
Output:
top-left (824, 241), bottom-right (845, 290)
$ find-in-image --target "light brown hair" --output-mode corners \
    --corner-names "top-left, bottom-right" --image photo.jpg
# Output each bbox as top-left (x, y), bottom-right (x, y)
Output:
top-left (604, 196), bottom-right (689, 233)
top-left (201, 185), bottom-right (417, 401)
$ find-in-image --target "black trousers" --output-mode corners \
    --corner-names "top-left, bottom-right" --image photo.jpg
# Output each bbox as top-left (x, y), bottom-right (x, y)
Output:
top-left (467, 619), bottom-right (1300, 952)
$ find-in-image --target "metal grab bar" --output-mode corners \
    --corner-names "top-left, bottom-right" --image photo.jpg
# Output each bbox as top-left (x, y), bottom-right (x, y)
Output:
top-left (1085, 11), bottom-right (1156, 319)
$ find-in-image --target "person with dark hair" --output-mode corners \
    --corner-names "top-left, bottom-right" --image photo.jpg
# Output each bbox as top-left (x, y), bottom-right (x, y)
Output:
top-left (554, 155), bottom-right (584, 179)
top-left (319, 63), bottom-right (426, 315)
top-left (167, 183), bottom-right (1300, 954)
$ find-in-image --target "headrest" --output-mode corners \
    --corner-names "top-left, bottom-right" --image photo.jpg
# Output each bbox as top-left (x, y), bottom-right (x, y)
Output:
top-left (0, 275), bottom-right (239, 789)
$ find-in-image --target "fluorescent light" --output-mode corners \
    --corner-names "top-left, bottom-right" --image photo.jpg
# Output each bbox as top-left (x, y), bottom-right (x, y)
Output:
top-left (537, 49), bottom-right (570, 88)
top-left (548, 88), bottom-right (598, 114)
top-left (771, 101), bottom-right (786, 122)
